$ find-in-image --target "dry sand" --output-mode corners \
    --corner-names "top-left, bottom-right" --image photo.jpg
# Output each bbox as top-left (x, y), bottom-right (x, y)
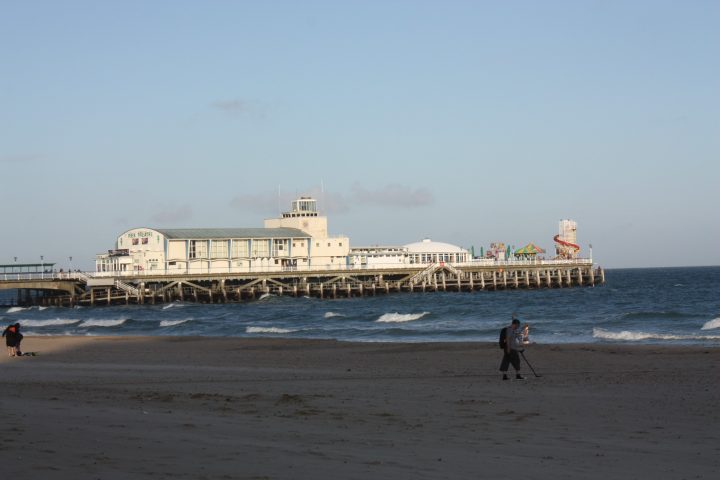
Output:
top-left (1, 336), bottom-right (718, 479)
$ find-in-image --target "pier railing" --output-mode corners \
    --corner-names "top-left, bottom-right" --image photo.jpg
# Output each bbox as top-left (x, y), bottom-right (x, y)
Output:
top-left (92, 258), bottom-right (593, 278)
top-left (1, 258), bottom-right (594, 282)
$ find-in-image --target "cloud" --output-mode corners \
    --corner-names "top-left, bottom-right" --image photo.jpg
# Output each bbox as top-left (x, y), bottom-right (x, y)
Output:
top-left (0, 154), bottom-right (42, 163)
top-left (350, 183), bottom-right (434, 208)
top-left (230, 184), bottom-right (434, 216)
top-left (229, 192), bottom-right (281, 215)
top-left (149, 205), bottom-right (193, 224)
top-left (210, 99), bottom-right (250, 116)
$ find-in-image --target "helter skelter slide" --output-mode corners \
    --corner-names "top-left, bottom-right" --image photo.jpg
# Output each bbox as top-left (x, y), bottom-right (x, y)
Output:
top-left (554, 220), bottom-right (580, 259)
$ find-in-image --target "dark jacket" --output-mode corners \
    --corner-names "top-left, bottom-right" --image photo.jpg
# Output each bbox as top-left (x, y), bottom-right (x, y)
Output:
top-left (2, 325), bottom-right (21, 347)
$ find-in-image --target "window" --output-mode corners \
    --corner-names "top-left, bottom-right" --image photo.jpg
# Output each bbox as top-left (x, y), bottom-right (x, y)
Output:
top-left (210, 240), bottom-right (228, 258)
top-left (328, 243), bottom-right (331, 247)
top-left (189, 240), bottom-right (208, 259)
top-left (339, 242), bottom-right (343, 247)
top-left (252, 240), bottom-right (270, 257)
top-left (233, 240), bottom-right (249, 257)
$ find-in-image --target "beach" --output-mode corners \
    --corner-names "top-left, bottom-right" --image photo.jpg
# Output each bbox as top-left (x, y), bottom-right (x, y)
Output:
top-left (1, 337), bottom-right (717, 479)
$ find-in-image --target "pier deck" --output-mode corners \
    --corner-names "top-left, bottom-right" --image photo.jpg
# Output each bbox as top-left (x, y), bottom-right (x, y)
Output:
top-left (0, 260), bottom-right (603, 307)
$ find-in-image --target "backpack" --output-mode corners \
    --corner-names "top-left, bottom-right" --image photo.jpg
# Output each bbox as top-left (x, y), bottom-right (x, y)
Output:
top-left (499, 327), bottom-right (507, 349)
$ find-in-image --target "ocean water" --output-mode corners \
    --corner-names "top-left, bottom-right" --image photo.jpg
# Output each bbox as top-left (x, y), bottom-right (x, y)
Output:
top-left (1, 267), bottom-right (718, 346)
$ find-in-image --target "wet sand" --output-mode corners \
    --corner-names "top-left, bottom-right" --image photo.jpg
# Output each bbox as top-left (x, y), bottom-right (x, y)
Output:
top-left (1, 337), bottom-right (718, 479)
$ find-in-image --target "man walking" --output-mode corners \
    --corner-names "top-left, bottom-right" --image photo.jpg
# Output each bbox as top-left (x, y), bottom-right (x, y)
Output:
top-left (499, 318), bottom-right (525, 380)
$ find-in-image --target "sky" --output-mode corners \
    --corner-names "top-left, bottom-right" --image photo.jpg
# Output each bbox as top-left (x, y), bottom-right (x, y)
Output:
top-left (1, 0), bottom-right (718, 270)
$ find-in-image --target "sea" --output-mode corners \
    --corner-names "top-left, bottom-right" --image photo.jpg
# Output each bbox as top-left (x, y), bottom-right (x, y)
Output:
top-left (1, 267), bottom-right (719, 346)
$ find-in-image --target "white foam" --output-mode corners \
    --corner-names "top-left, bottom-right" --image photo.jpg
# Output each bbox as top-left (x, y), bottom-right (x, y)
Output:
top-left (38, 306), bottom-right (49, 311)
top-left (246, 326), bottom-right (296, 334)
top-left (701, 318), bottom-right (720, 331)
top-left (258, 293), bottom-right (273, 300)
top-left (324, 312), bottom-right (344, 319)
top-left (6, 307), bottom-right (28, 314)
top-left (593, 327), bottom-right (720, 342)
top-left (160, 319), bottom-right (191, 327)
top-left (19, 318), bottom-right (80, 327)
top-left (78, 318), bottom-right (128, 328)
top-left (376, 312), bottom-right (430, 323)
top-left (162, 302), bottom-right (185, 310)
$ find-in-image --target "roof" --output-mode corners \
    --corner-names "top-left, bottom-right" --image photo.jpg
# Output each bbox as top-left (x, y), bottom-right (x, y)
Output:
top-left (403, 239), bottom-right (468, 254)
top-left (515, 243), bottom-right (546, 255)
top-left (155, 227), bottom-right (311, 240)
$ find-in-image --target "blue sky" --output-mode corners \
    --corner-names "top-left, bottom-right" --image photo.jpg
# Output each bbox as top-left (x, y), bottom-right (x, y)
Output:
top-left (1, 0), bottom-right (718, 269)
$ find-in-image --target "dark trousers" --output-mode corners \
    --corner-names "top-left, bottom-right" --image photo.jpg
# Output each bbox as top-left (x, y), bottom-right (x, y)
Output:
top-left (499, 350), bottom-right (521, 372)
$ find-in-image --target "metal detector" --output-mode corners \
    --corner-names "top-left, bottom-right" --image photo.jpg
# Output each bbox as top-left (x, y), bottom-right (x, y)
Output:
top-left (520, 350), bottom-right (542, 378)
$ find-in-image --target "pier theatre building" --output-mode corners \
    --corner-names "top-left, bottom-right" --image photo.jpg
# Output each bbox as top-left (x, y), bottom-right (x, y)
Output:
top-left (95, 198), bottom-right (350, 274)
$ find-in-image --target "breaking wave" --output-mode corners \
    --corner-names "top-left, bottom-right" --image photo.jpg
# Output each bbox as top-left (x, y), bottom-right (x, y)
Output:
top-left (160, 319), bottom-right (191, 327)
top-left (593, 327), bottom-right (720, 342)
top-left (324, 312), bottom-right (345, 319)
top-left (246, 326), bottom-right (297, 334)
top-left (376, 312), bottom-right (430, 323)
top-left (6, 307), bottom-right (28, 314)
top-left (19, 319), bottom-right (80, 327)
top-left (162, 302), bottom-right (186, 310)
top-left (701, 318), bottom-right (720, 330)
top-left (78, 318), bottom-right (128, 328)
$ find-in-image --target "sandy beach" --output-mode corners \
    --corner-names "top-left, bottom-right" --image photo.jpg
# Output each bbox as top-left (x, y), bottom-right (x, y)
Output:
top-left (1, 336), bottom-right (717, 479)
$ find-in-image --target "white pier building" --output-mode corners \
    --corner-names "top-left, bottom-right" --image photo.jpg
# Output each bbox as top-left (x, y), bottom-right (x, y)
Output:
top-left (96, 197), bottom-right (350, 274)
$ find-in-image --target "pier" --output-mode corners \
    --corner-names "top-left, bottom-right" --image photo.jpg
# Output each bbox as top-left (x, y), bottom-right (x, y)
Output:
top-left (1, 260), bottom-right (604, 307)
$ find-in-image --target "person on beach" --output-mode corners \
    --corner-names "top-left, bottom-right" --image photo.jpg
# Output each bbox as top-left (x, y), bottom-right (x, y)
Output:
top-left (3, 322), bottom-right (23, 357)
top-left (499, 318), bottom-right (524, 380)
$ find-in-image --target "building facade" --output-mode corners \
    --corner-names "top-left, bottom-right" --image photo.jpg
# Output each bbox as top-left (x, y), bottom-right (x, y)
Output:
top-left (96, 197), bottom-right (351, 274)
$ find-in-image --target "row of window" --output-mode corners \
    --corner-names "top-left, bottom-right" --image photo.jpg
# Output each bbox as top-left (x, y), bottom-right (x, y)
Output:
top-left (186, 240), bottom-right (312, 259)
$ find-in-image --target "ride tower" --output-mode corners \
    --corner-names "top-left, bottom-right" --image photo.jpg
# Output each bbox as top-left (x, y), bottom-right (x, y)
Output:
top-left (553, 219), bottom-right (580, 259)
